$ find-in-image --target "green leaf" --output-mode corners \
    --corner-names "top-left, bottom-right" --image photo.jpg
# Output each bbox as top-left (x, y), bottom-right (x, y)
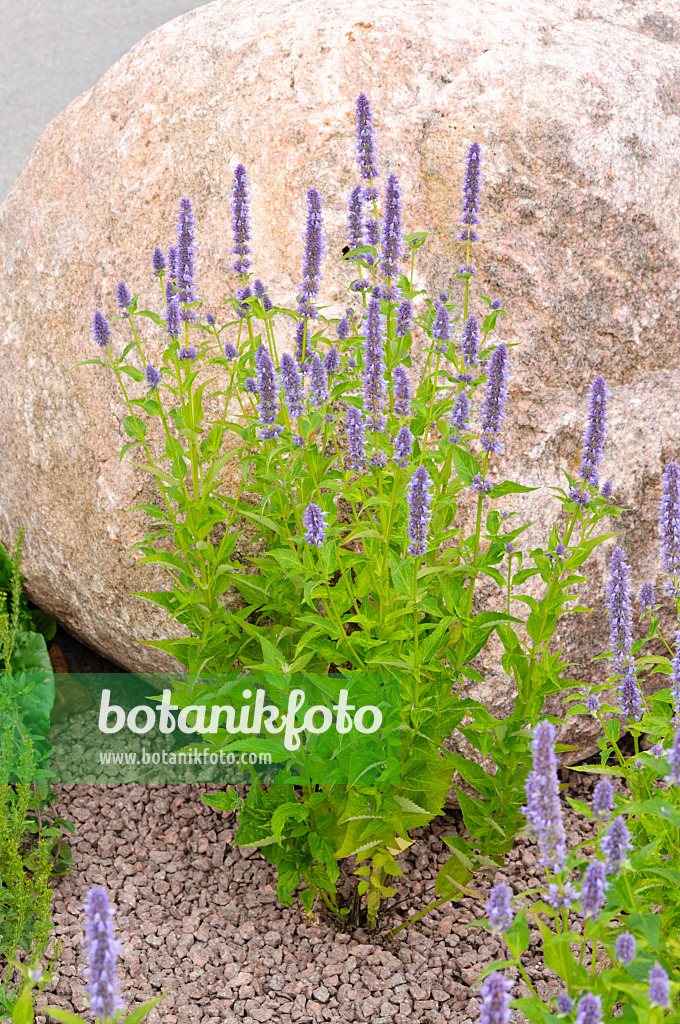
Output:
top-left (505, 909), bottom-right (529, 958)
top-left (40, 1010), bottom-right (86, 1024)
top-left (119, 996), bottom-right (166, 1024)
top-left (451, 446), bottom-right (481, 485)
top-left (628, 911), bottom-right (660, 952)
top-left (489, 481), bottom-right (538, 498)
top-left (12, 985), bottom-right (34, 1024)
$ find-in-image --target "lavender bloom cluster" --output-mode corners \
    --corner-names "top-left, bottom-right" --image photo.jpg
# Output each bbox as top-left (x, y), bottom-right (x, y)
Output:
top-left (458, 141), bottom-right (482, 243)
top-left (407, 465), bottom-right (433, 557)
top-left (579, 375), bottom-right (608, 486)
top-left (231, 164), bottom-right (252, 276)
top-left (523, 721), bottom-right (566, 871)
top-left (660, 460), bottom-right (680, 587)
top-left (255, 344), bottom-right (283, 440)
top-left (362, 293), bottom-right (387, 432)
top-left (176, 197), bottom-right (197, 317)
top-left (355, 93), bottom-right (379, 181)
top-left (381, 173), bottom-right (403, 280)
top-left (480, 343), bottom-right (509, 454)
top-left (83, 885), bottom-right (124, 1021)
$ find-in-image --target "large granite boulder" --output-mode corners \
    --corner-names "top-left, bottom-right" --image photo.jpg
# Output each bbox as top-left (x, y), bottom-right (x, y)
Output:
top-left (1, 0), bottom-right (679, 700)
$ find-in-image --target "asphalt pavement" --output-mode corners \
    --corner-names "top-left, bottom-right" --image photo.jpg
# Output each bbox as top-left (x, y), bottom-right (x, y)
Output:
top-left (0, 0), bottom-right (210, 202)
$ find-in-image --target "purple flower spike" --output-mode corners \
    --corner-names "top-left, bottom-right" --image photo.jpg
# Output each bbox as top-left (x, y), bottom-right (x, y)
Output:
top-left (431, 300), bottom-right (451, 352)
top-left (92, 310), bottom-right (111, 348)
top-left (547, 883), bottom-right (577, 910)
top-left (144, 365), bottom-right (161, 391)
top-left (348, 184), bottom-right (364, 251)
top-left (303, 502), bottom-right (327, 547)
top-left (457, 141), bottom-right (482, 243)
top-left (660, 461), bottom-right (680, 584)
top-left (394, 426), bottom-right (413, 469)
top-left (471, 473), bottom-right (492, 495)
top-left (406, 465), bottom-right (433, 557)
top-left (487, 883), bottom-right (513, 933)
top-left (459, 263), bottom-right (476, 276)
top-left (178, 346), bottom-right (198, 361)
top-left (299, 188), bottom-right (325, 316)
top-left (84, 886), bottom-right (124, 1021)
top-left (231, 164), bottom-right (252, 276)
top-left (619, 659), bottom-right (645, 722)
top-left (166, 294), bottom-right (181, 338)
top-left (480, 343), bottom-right (509, 454)
top-left (176, 198), bottom-right (197, 307)
top-left (279, 353), bottom-right (304, 418)
top-left (167, 244), bottom-right (178, 281)
top-left (579, 376), bottom-right (608, 487)
top-left (381, 173), bottom-right (403, 279)
top-left (523, 721), bottom-right (566, 871)
top-left (224, 342), bottom-right (238, 361)
top-left (591, 777), bottom-right (614, 821)
top-left (337, 317), bottom-right (350, 341)
top-left (362, 293), bottom-right (387, 432)
top-left (615, 932), bottom-right (636, 965)
top-left (479, 972), bottom-right (512, 1024)
top-left (601, 816), bottom-right (631, 875)
top-left (392, 365), bottom-right (411, 417)
top-left (574, 993), bottom-right (603, 1024)
top-left (580, 860), bottom-right (607, 920)
top-left (324, 346), bottom-right (340, 377)
top-left (601, 479), bottom-right (613, 499)
top-left (152, 246), bottom-right (166, 276)
top-left (638, 581), bottom-right (655, 612)
top-left (491, 299), bottom-right (502, 311)
top-left (365, 218), bottom-right (380, 248)
top-left (309, 352), bottom-right (329, 407)
top-left (116, 280), bottom-right (132, 313)
top-left (448, 392), bottom-right (470, 443)
top-left (255, 343), bottom-right (282, 440)
top-left (648, 963), bottom-right (671, 1008)
top-left (585, 693), bottom-right (600, 713)
top-left (206, 312), bottom-right (216, 326)
top-left (556, 993), bottom-right (574, 1014)
top-left (460, 314), bottom-right (480, 367)
top-left (355, 93), bottom-right (379, 180)
top-left (253, 279), bottom-right (267, 298)
top-left (667, 726), bottom-right (680, 786)
top-left (346, 406), bottom-right (366, 472)
top-left (395, 300), bottom-right (413, 338)
top-left (606, 546), bottom-right (633, 669)
top-left (244, 377), bottom-right (257, 394)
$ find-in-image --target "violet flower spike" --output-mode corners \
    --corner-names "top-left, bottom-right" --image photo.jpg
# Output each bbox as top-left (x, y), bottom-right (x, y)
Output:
top-left (115, 280), bottom-right (132, 315)
top-left (585, 694), bottom-right (600, 713)
top-left (362, 293), bottom-right (387, 432)
top-left (92, 310), bottom-right (111, 348)
top-left (601, 479), bottom-right (613, 499)
top-left (395, 299), bottom-right (413, 338)
top-left (574, 993), bottom-right (603, 1024)
top-left (606, 546), bottom-right (633, 668)
top-left (392, 365), bottom-right (411, 417)
top-left (206, 312), bottom-right (216, 326)
top-left (479, 972), bottom-right (512, 1024)
top-left (347, 184), bottom-right (364, 252)
top-left (522, 720), bottom-right (566, 871)
top-left (346, 406), bottom-right (366, 472)
top-left (579, 375), bottom-right (608, 487)
top-left (299, 188), bottom-right (325, 316)
top-left (83, 885), bottom-right (124, 1021)
top-left (671, 629), bottom-right (680, 717)
top-left (480, 343), bottom-right (509, 454)
top-left (309, 352), bottom-right (330, 407)
top-left (591, 777), bottom-right (614, 821)
top-left (648, 963), bottom-right (671, 1008)
top-left (431, 300), bottom-right (451, 353)
top-left (355, 93), bottom-right (379, 180)
top-left (178, 346), bottom-right (198, 361)
top-left (324, 347), bottom-right (340, 378)
top-left (666, 726), bottom-right (680, 786)
top-left (580, 860), bottom-right (607, 920)
top-left (166, 294), bottom-right (181, 338)
top-left (556, 993), bottom-right (574, 1014)
top-left (231, 164), bottom-right (252, 276)
top-left (660, 461), bottom-right (680, 583)
top-left (619, 658), bottom-right (645, 722)
top-left (303, 503), bottom-right (327, 547)
top-left (487, 882), bottom-right (514, 933)
top-left (457, 141), bottom-right (482, 243)
top-left (547, 883), bottom-right (578, 910)
top-left (615, 932), bottom-right (636, 965)
top-left (601, 815), bottom-right (632, 875)
top-left (381, 172), bottom-right (402, 279)
top-left (638, 581), bottom-right (655, 612)
top-left (460, 314), bottom-right (480, 367)
top-left (176, 197), bottom-right (197, 309)
top-left (144, 365), bottom-right (161, 391)
top-left (224, 342), bottom-right (238, 361)
top-left (393, 426), bottom-right (413, 469)
top-left (406, 465), bottom-right (433, 557)
top-left (167, 244), bottom-right (178, 281)
top-left (448, 392), bottom-right (470, 443)
top-left (152, 246), bottom-right (166, 276)
top-left (337, 317), bottom-right (350, 341)
top-left (255, 343), bottom-right (282, 440)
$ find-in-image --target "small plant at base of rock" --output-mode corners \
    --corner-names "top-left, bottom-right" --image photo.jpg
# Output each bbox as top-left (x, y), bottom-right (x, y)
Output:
top-left (84, 93), bottom-right (624, 928)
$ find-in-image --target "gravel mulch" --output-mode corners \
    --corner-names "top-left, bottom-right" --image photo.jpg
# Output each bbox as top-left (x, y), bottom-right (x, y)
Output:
top-left (29, 773), bottom-right (608, 1024)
